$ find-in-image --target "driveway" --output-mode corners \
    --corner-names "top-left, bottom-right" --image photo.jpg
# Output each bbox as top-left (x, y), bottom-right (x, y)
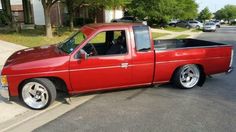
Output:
top-left (0, 40), bottom-right (27, 124)
top-left (35, 26), bottom-right (236, 132)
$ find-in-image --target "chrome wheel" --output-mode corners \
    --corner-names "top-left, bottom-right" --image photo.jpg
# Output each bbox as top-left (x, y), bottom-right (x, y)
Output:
top-left (180, 65), bottom-right (200, 88)
top-left (22, 82), bottom-right (49, 109)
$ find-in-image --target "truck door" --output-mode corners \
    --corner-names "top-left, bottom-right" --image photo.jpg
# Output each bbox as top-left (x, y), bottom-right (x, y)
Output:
top-left (69, 29), bottom-right (133, 92)
top-left (131, 26), bottom-right (155, 85)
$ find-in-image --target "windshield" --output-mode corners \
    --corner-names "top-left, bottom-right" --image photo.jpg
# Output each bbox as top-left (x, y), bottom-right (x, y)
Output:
top-left (58, 31), bottom-right (86, 54)
top-left (205, 23), bottom-right (215, 26)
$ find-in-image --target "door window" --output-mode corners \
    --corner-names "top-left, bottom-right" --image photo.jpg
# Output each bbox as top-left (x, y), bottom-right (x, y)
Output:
top-left (82, 30), bottom-right (128, 57)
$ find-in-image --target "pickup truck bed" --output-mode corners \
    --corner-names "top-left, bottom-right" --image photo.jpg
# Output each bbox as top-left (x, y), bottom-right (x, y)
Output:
top-left (154, 39), bottom-right (226, 50)
top-left (153, 39), bottom-right (233, 83)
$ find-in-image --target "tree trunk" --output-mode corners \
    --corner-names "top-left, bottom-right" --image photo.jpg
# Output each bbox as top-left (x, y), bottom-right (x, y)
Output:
top-left (44, 7), bottom-right (53, 38)
top-left (69, 15), bottom-right (74, 31)
top-left (66, 0), bottom-right (74, 31)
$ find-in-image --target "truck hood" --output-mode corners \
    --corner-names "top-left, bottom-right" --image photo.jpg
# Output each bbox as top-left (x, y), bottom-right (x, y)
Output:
top-left (5, 45), bottom-right (66, 66)
top-left (2, 45), bottom-right (70, 75)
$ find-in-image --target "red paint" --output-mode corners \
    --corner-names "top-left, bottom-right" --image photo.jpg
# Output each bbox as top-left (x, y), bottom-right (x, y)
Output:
top-left (1, 23), bottom-right (233, 97)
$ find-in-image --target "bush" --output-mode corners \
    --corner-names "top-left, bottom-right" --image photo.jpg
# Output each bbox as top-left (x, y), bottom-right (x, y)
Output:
top-left (230, 21), bottom-right (236, 25)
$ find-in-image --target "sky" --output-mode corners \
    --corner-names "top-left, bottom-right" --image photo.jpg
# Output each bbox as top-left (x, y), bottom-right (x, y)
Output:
top-left (195, 0), bottom-right (236, 12)
top-left (1, 0), bottom-right (236, 13)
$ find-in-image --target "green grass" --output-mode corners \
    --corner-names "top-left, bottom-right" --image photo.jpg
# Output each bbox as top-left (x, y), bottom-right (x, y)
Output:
top-left (152, 32), bottom-right (170, 39)
top-left (0, 27), bottom-right (76, 47)
top-left (191, 29), bottom-right (202, 32)
top-left (163, 26), bottom-right (189, 32)
top-left (175, 34), bottom-right (190, 39)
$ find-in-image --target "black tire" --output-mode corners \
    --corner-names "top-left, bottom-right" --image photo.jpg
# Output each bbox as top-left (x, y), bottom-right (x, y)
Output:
top-left (172, 64), bottom-right (200, 89)
top-left (20, 78), bottom-right (57, 110)
top-left (196, 25), bottom-right (200, 29)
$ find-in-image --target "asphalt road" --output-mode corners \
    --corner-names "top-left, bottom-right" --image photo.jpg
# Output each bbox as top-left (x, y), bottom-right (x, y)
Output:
top-left (35, 26), bottom-right (236, 132)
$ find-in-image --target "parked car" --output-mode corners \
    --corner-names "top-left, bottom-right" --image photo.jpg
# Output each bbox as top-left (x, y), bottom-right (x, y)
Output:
top-left (212, 20), bottom-right (221, 28)
top-left (203, 22), bottom-right (217, 32)
top-left (174, 20), bottom-right (203, 29)
top-left (187, 20), bottom-right (203, 29)
top-left (0, 23), bottom-right (233, 110)
top-left (111, 16), bottom-right (147, 25)
top-left (168, 20), bottom-right (179, 27)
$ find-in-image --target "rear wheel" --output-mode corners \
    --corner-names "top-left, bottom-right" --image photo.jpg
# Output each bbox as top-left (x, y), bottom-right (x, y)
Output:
top-left (20, 78), bottom-right (56, 110)
top-left (173, 64), bottom-right (200, 89)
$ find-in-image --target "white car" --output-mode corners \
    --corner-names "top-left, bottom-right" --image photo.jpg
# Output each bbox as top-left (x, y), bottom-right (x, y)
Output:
top-left (203, 22), bottom-right (217, 32)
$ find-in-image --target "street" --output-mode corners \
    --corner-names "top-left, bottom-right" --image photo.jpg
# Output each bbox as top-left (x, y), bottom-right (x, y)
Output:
top-left (25, 26), bottom-right (236, 132)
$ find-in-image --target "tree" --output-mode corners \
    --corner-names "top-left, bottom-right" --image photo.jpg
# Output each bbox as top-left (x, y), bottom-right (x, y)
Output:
top-left (1, 0), bottom-right (13, 27)
top-left (127, 0), bottom-right (198, 26)
top-left (198, 7), bottom-right (212, 22)
top-left (65, 0), bottom-right (85, 31)
top-left (215, 5), bottom-right (236, 22)
top-left (174, 0), bottom-right (198, 20)
top-left (41, 0), bottom-right (59, 38)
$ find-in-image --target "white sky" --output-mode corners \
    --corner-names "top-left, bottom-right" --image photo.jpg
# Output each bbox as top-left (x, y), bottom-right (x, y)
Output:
top-left (195, 0), bottom-right (236, 13)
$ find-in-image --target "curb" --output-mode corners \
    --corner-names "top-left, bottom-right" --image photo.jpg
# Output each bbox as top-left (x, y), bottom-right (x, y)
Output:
top-left (0, 94), bottom-right (97, 132)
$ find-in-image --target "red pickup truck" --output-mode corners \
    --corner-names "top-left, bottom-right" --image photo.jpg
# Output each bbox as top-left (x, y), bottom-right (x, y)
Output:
top-left (0, 23), bottom-right (234, 109)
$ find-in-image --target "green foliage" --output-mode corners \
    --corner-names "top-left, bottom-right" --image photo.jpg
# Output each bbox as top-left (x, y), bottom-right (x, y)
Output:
top-left (173, 0), bottom-right (198, 20)
top-left (127, 0), bottom-right (198, 25)
top-left (215, 5), bottom-right (236, 21)
top-left (0, 11), bottom-right (8, 26)
top-left (198, 7), bottom-right (212, 21)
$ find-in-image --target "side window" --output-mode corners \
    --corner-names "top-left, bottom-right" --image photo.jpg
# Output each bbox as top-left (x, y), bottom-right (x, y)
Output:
top-left (133, 26), bottom-right (151, 52)
top-left (82, 30), bottom-right (128, 57)
top-left (90, 32), bottom-right (106, 44)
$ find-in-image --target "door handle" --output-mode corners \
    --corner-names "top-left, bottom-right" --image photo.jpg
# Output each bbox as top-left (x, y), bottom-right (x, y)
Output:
top-left (120, 63), bottom-right (129, 69)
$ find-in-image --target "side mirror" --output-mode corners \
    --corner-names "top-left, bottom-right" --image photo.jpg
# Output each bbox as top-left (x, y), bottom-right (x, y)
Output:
top-left (78, 50), bottom-right (88, 60)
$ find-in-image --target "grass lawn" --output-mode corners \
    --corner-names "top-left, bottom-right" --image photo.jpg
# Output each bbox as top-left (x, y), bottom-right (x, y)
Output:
top-left (152, 32), bottom-right (170, 39)
top-left (191, 29), bottom-right (202, 32)
top-left (0, 28), bottom-right (172, 47)
top-left (175, 34), bottom-right (190, 39)
top-left (0, 28), bottom-right (76, 47)
top-left (163, 26), bottom-right (189, 32)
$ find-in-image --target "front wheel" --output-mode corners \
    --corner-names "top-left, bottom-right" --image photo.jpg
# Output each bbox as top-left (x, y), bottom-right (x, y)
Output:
top-left (20, 78), bottom-right (57, 110)
top-left (173, 64), bottom-right (200, 89)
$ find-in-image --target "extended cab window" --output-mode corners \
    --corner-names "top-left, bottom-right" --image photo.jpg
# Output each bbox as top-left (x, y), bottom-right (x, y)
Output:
top-left (133, 26), bottom-right (151, 51)
top-left (81, 30), bottom-right (128, 57)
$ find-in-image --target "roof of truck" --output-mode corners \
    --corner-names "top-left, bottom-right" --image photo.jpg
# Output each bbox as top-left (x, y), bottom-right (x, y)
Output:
top-left (85, 23), bottom-right (144, 30)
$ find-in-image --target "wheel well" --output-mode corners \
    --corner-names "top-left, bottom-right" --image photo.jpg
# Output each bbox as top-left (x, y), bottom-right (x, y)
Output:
top-left (18, 77), bottom-right (68, 95)
top-left (171, 64), bottom-right (206, 84)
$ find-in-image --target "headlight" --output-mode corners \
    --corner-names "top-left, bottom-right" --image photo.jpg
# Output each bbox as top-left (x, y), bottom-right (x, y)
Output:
top-left (1, 75), bottom-right (8, 87)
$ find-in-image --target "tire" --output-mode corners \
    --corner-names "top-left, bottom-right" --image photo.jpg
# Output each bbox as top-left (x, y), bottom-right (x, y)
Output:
top-left (172, 64), bottom-right (200, 89)
top-left (196, 25), bottom-right (200, 29)
top-left (20, 78), bottom-right (57, 110)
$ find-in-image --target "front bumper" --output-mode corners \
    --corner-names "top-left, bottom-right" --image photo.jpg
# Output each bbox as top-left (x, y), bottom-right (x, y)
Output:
top-left (0, 86), bottom-right (10, 100)
top-left (203, 28), bottom-right (216, 31)
top-left (0, 75), bottom-right (10, 100)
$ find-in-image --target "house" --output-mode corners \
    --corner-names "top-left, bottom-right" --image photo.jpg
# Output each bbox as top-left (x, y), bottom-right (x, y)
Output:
top-left (1, 0), bottom-right (124, 27)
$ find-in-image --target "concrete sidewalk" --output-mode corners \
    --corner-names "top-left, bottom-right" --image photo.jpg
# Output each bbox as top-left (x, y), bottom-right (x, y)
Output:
top-left (0, 40), bottom-right (27, 124)
top-left (151, 28), bottom-right (203, 39)
top-left (0, 40), bottom-right (26, 66)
